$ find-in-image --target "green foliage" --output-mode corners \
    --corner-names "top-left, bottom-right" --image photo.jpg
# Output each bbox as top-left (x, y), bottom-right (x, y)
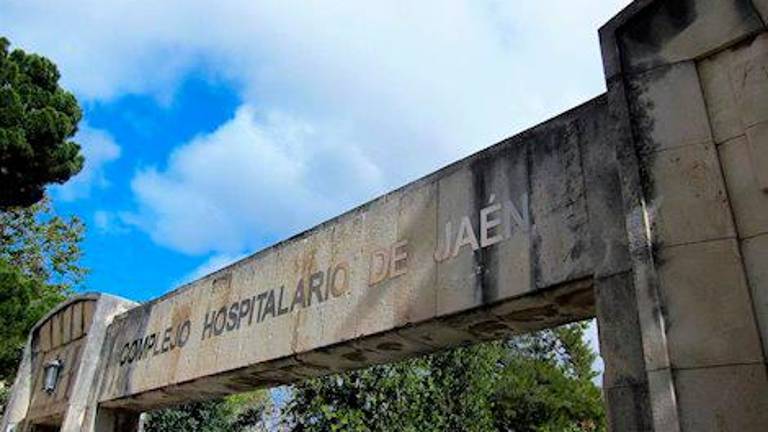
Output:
top-left (143, 400), bottom-right (232, 432)
top-left (0, 382), bottom-right (10, 413)
top-left (227, 390), bottom-right (274, 430)
top-left (495, 324), bottom-right (604, 432)
top-left (142, 390), bottom-right (272, 432)
top-left (0, 36), bottom-right (84, 209)
top-left (0, 197), bottom-right (85, 381)
top-left (288, 342), bottom-right (502, 432)
top-left (285, 322), bottom-right (604, 432)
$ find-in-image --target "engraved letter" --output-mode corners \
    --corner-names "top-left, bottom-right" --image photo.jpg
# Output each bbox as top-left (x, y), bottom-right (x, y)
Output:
top-left (226, 302), bottom-right (240, 331)
top-left (505, 193), bottom-right (530, 236)
top-left (389, 240), bottom-right (409, 278)
top-left (369, 249), bottom-right (390, 286)
top-left (308, 271), bottom-right (325, 306)
top-left (331, 262), bottom-right (350, 297)
top-left (262, 289), bottom-right (276, 321)
top-left (291, 279), bottom-right (306, 312)
top-left (480, 194), bottom-right (503, 248)
top-left (452, 216), bottom-right (479, 257)
top-left (176, 320), bottom-right (191, 348)
top-left (434, 221), bottom-right (453, 262)
top-left (277, 286), bottom-right (290, 315)
top-left (202, 310), bottom-right (215, 340)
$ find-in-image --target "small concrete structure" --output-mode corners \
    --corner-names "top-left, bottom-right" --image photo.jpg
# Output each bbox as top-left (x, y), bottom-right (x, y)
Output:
top-left (2, 294), bottom-right (137, 431)
top-left (4, 1), bottom-right (768, 430)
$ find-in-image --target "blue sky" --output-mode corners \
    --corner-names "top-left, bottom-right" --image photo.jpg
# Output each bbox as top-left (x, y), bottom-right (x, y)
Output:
top-left (1, 0), bottom-right (628, 313)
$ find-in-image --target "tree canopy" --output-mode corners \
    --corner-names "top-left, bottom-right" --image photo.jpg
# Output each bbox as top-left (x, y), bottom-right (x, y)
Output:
top-left (284, 322), bottom-right (604, 432)
top-left (143, 390), bottom-right (272, 432)
top-left (141, 322), bottom-right (604, 431)
top-left (0, 36), bottom-right (84, 209)
top-left (0, 197), bottom-right (86, 381)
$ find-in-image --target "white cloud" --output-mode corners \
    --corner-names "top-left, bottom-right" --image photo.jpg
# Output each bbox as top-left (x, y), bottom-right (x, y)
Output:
top-left (1, 0), bottom-right (632, 255)
top-left (128, 105), bottom-right (379, 254)
top-left (178, 252), bottom-right (249, 288)
top-left (53, 124), bottom-right (121, 201)
top-left (92, 210), bottom-right (131, 234)
top-left (93, 210), bottom-right (111, 231)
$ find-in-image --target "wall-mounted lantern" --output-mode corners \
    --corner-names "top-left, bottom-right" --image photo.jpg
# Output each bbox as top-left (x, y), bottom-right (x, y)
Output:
top-left (42, 358), bottom-right (63, 394)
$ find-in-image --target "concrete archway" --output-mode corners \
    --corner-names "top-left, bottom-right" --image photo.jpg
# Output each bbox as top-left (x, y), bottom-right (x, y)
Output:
top-left (4, 1), bottom-right (768, 430)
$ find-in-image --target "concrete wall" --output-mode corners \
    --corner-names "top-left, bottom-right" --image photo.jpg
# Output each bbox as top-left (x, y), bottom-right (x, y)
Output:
top-left (1, 295), bottom-right (137, 432)
top-left (600, 0), bottom-right (768, 430)
top-left (26, 298), bottom-right (97, 426)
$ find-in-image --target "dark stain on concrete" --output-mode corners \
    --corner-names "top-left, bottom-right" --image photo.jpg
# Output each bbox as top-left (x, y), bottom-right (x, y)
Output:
top-left (468, 319), bottom-right (509, 335)
top-left (554, 285), bottom-right (594, 312)
top-left (376, 342), bottom-right (404, 352)
top-left (470, 153), bottom-right (494, 306)
top-left (342, 351), bottom-right (367, 363)
top-left (619, 0), bottom-right (699, 72)
top-left (499, 305), bottom-right (559, 323)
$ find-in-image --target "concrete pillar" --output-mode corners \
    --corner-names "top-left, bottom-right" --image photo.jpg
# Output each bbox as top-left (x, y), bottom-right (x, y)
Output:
top-left (578, 76), bottom-right (656, 431)
top-left (0, 295), bottom-right (136, 432)
top-left (700, 32), bottom-right (768, 360)
top-left (595, 272), bottom-right (653, 431)
top-left (599, 1), bottom-right (768, 430)
top-left (1, 341), bottom-right (33, 432)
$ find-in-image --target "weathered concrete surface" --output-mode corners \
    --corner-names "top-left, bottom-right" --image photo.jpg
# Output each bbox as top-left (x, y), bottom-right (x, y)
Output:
top-left (754, 0), bottom-right (768, 25)
top-left (0, 294), bottom-right (137, 432)
top-left (699, 30), bottom-right (768, 363)
top-left (602, 0), bottom-right (764, 80)
top-left (95, 96), bottom-right (615, 411)
top-left (595, 272), bottom-right (653, 432)
top-left (601, 0), bottom-right (768, 430)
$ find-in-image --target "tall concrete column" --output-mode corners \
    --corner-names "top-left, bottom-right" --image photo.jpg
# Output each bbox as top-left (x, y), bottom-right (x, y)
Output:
top-left (599, 1), bottom-right (768, 430)
top-left (594, 272), bottom-right (654, 431)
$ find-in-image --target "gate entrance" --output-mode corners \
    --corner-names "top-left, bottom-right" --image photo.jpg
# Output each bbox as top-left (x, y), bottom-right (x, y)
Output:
top-left (4, 1), bottom-right (768, 430)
